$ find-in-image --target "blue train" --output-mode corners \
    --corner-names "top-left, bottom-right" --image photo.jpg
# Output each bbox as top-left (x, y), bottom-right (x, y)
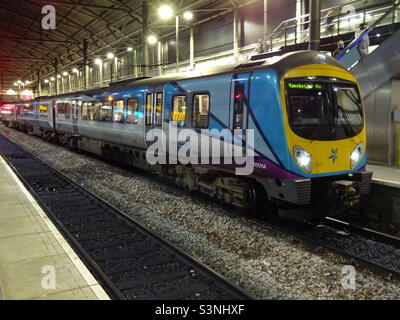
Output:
top-left (1, 51), bottom-right (372, 218)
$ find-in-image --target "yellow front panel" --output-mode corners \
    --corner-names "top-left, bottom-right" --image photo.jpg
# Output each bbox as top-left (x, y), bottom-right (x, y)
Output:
top-left (281, 65), bottom-right (367, 174)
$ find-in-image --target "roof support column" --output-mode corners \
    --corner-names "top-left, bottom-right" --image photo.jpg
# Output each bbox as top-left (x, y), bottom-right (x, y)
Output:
top-left (189, 26), bottom-right (195, 71)
top-left (142, 0), bottom-right (149, 77)
top-left (176, 16), bottom-right (180, 73)
top-left (82, 39), bottom-right (88, 90)
top-left (263, 0), bottom-right (268, 52)
top-left (37, 70), bottom-right (41, 97)
top-left (309, 0), bottom-right (321, 51)
top-left (54, 58), bottom-right (58, 95)
top-left (232, 0), bottom-right (239, 62)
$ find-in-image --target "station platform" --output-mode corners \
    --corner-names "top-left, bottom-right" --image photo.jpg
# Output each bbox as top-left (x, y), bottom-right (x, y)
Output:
top-left (0, 155), bottom-right (109, 300)
top-left (368, 164), bottom-right (400, 188)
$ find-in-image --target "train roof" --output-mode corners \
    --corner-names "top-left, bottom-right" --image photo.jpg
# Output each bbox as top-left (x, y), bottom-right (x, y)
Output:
top-left (18, 51), bottom-right (346, 102)
top-left (108, 50), bottom-right (345, 90)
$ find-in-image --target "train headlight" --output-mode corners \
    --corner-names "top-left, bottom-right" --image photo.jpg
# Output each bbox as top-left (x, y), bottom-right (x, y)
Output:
top-left (294, 146), bottom-right (312, 173)
top-left (350, 143), bottom-right (364, 169)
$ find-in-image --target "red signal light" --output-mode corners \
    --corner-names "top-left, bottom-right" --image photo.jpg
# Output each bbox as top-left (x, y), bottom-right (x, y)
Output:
top-left (234, 92), bottom-right (244, 99)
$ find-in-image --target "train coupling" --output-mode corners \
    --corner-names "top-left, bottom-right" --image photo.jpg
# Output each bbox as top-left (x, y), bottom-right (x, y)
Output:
top-left (327, 180), bottom-right (360, 213)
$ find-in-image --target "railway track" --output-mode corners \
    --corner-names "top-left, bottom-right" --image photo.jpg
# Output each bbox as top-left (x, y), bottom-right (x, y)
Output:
top-left (2, 127), bottom-right (400, 297)
top-left (269, 216), bottom-right (400, 280)
top-left (0, 134), bottom-right (252, 300)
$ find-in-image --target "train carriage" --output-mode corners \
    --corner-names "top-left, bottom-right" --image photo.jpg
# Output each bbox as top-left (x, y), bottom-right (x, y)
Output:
top-left (3, 51), bottom-right (372, 219)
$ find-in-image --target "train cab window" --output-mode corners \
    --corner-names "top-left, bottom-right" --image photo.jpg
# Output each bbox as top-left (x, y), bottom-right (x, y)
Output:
top-left (39, 104), bottom-right (49, 117)
top-left (145, 93), bottom-right (152, 126)
top-left (127, 99), bottom-right (139, 124)
top-left (154, 93), bottom-right (163, 127)
top-left (285, 79), bottom-right (363, 140)
top-left (233, 83), bottom-right (245, 129)
top-left (172, 95), bottom-right (187, 128)
top-left (112, 100), bottom-right (124, 122)
top-left (192, 94), bottom-right (210, 129)
top-left (99, 102), bottom-right (112, 121)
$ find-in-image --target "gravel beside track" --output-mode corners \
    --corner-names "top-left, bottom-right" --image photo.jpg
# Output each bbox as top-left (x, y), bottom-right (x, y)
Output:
top-left (2, 125), bottom-right (400, 299)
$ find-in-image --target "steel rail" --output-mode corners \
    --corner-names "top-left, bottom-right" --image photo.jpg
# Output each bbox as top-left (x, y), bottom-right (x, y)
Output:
top-left (0, 134), bottom-right (253, 300)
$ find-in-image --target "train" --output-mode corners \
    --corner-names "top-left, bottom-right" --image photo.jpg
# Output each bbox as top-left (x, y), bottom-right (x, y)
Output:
top-left (0, 51), bottom-right (372, 219)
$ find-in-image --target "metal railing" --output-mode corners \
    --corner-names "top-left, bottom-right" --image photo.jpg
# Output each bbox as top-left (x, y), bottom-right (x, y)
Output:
top-left (337, 0), bottom-right (400, 69)
top-left (35, 0), bottom-right (400, 97)
top-left (265, 0), bottom-right (399, 52)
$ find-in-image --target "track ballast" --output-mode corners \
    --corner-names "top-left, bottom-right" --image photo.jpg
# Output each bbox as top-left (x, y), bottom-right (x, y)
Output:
top-left (0, 134), bottom-right (252, 300)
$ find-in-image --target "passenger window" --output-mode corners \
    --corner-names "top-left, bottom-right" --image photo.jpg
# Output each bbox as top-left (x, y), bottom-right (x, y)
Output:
top-left (57, 103), bottom-right (65, 118)
top-left (39, 104), bottom-right (49, 118)
top-left (154, 93), bottom-right (163, 127)
top-left (172, 95), bottom-right (187, 128)
top-left (16, 105), bottom-right (23, 117)
top-left (192, 94), bottom-right (210, 129)
top-left (99, 102), bottom-right (112, 121)
top-left (233, 83), bottom-right (245, 129)
top-left (127, 99), bottom-right (139, 124)
top-left (88, 103), bottom-right (97, 121)
top-left (24, 104), bottom-right (33, 117)
top-left (72, 101), bottom-right (79, 120)
top-left (65, 103), bottom-right (71, 120)
top-left (82, 103), bottom-right (88, 120)
top-left (145, 93), bottom-right (152, 125)
top-left (112, 100), bottom-right (124, 122)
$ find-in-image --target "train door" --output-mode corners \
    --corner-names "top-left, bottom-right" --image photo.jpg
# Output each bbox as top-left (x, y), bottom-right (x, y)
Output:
top-left (144, 86), bottom-right (164, 148)
top-left (231, 73), bottom-right (251, 150)
top-left (71, 99), bottom-right (79, 134)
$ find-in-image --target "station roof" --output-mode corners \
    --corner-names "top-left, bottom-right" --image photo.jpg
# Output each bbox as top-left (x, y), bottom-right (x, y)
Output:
top-left (0, 0), bottom-right (251, 94)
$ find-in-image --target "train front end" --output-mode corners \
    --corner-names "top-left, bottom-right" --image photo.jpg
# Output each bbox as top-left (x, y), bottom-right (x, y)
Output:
top-left (0, 104), bottom-right (15, 127)
top-left (271, 53), bottom-right (372, 218)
